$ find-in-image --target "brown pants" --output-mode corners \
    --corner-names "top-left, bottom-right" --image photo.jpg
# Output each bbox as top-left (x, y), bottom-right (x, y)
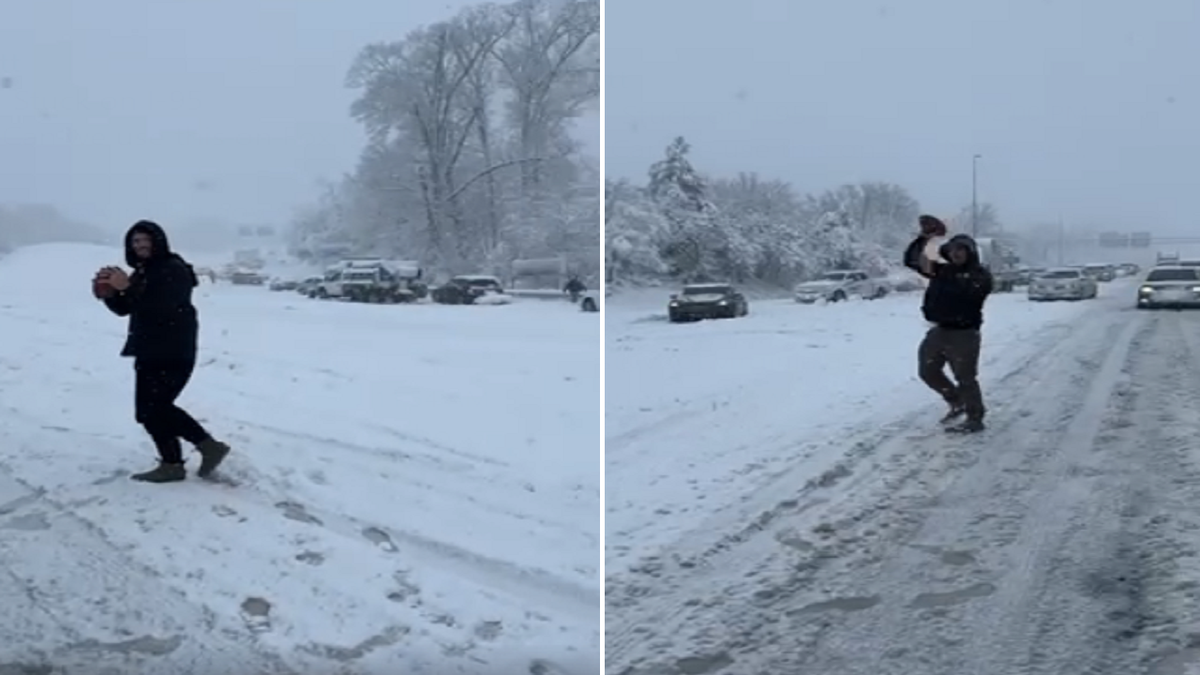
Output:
top-left (918, 326), bottom-right (984, 421)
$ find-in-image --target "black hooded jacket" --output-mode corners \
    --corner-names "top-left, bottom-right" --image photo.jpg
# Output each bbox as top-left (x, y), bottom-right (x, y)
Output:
top-left (905, 234), bottom-right (994, 330)
top-left (102, 220), bottom-right (200, 361)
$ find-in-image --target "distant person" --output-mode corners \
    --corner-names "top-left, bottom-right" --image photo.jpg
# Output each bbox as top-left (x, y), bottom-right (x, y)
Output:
top-left (92, 220), bottom-right (231, 482)
top-left (563, 276), bottom-right (586, 302)
top-left (903, 220), bottom-right (994, 433)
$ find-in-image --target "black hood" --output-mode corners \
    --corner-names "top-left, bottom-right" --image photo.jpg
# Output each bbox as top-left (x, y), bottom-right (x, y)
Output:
top-left (124, 219), bottom-right (198, 286)
top-left (124, 219), bottom-right (173, 267)
top-left (938, 234), bottom-right (981, 266)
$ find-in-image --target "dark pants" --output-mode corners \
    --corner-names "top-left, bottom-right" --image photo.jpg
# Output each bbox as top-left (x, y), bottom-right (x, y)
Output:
top-left (918, 326), bottom-right (985, 421)
top-left (134, 359), bottom-right (210, 463)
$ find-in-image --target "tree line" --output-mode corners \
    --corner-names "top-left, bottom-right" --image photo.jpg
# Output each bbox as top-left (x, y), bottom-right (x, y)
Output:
top-left (606, 137), bottom-right (1003, 286)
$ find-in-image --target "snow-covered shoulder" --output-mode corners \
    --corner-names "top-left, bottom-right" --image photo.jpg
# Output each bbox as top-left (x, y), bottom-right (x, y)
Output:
top-left (0, 243), bottom-right (600, 674)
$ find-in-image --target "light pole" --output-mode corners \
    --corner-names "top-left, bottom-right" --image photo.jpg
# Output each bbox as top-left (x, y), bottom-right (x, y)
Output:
top-left (971, 154), bottom-right (982, 236)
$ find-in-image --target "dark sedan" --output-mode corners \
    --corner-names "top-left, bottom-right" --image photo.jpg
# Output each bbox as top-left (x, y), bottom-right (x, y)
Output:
top-left (431, 275), bottom-right (505, 304)
top-left (668, 283), bottom-right (749, 322)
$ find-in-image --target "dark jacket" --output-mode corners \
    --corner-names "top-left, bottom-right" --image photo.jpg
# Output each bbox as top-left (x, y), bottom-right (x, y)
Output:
top-left (906, 234), bottom-right (993, 330)
top-left (102, 220), bottom-right (200, 361)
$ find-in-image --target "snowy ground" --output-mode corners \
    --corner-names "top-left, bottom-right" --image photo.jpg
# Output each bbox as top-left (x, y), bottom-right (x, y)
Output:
top-left (606, 278), bottom-right (1200, 674)
top-left (0, 244), bottom-right (600, 674)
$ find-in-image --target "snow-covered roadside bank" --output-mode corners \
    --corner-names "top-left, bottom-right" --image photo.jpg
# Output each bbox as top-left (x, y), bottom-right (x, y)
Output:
top-left (0, 244), bottom-right (600, 674)
top-left (606, 282), bottom-right (1200, 675)
top-left (605, 281), bottom-right (1135, 570)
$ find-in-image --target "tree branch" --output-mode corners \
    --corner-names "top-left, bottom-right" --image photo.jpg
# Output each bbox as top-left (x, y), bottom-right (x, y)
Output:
top-left (447, 157), bottom-right (545, 202)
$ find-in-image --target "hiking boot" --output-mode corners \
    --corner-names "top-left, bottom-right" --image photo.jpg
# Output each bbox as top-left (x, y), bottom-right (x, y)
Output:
top-left (946, 418), bottom-right (985, 434)
top-left (131, 462), bottom-right (186, 483)
top-left (940, 403), bottom-right (967, 424)
top-left (196, 438), bottom-right (230, 478)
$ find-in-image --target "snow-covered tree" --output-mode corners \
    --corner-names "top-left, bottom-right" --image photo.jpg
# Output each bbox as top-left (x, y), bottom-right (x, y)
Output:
top-left (606, 137), bottom-right (940, 287)
top-left (644, 137), bottom-right (736, 281)
top-left (287, 0), bottom-right (600, 279)
top-left (605, 179), bottom-right (669, 280)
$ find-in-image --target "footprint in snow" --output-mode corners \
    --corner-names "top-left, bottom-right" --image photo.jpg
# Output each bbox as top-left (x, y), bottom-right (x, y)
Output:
top-left (473, 620), bottom-right (503, 641)
top-left (1, 512), bottom-right (50, 532)
top-left (909, 582), bottom-right (997, 609)
top-left (276, 501), bottom-right (322, 525)
top-left (240, 596), bottom-right (272, 633)
top-left (385, 570), bottom-right (421, 603)
top-left (362, 526), bottom-right (397, 552)
top-left (787, 595), bottom-right (881, 616)
top-left (295, 551), bottom-right (325, 566)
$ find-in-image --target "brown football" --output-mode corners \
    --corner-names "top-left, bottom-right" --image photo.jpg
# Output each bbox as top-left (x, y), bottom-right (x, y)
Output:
top-left (93, 277), bottom-right (115, 299)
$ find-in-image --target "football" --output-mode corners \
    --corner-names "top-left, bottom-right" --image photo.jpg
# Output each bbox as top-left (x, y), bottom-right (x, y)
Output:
top-left (92, 276), bottom-right (115, 299)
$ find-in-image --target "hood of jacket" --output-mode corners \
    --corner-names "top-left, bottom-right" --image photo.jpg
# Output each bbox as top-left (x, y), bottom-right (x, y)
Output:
top-left (938, 233), bottom-right (981, 267)
top-left (124, 219), bottom-right (198, 286)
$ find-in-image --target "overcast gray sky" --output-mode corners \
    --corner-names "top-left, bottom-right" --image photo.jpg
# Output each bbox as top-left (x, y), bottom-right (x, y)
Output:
top-left (605, 0), bottom-right (1200, 233)
top-left (0, 0), bottom-right (598, 232)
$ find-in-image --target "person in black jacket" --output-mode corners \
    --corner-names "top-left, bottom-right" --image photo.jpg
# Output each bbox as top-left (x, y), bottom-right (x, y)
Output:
top-left (563, 276), bottom-right (586, 303)
top-left (903, 226), bottom-right (994, 433)
top-left (96, 220), bottom-right (231, 482)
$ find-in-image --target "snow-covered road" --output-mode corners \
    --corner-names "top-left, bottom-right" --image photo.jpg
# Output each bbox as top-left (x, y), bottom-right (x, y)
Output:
top-left (606, 280), bottom-right (1200, 674)
top-left (0, 244), bottom-right (600, 674)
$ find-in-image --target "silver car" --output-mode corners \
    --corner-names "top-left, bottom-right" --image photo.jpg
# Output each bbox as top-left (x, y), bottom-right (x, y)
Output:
top-left (794, 270), bottom-right (888, 303)
top-left (1137, 266), bottom-right (1200, 309)
top-left (1028, 268), bottom-right (1098, 301)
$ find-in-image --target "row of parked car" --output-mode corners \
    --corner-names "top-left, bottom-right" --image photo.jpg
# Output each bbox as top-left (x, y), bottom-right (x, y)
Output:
top-left (268, 262), bottom-right (601, 312)
top-left (273, 271), bottom-right (515, 305)
top-left (1023, 257), bottom-right (1200, 309)
top-left (1025, 263), bottom-right (1141, 301)
top-left (663, 260), bottom-right (1155, 324)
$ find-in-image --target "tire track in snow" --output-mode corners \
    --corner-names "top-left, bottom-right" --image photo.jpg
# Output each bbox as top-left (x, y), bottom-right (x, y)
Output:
top-left (606, 296), bottom-right (1151, 675)
top-left (1112, 312), bottom-right (1200, 674)
top-left (605, 307), bottom-right (1092, 586)
top-left (0, 412), bottom-right (597, 670)
top-left (874, 306), bottom-right (1148, 675)
top-left (604, 302), bottom-right (1100, 569)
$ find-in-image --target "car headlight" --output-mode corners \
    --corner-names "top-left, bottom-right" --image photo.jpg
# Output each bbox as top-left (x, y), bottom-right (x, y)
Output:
top-left (669, 301), bottom-right (679, 307)
top-left (718, 299), bottom-right (728, 305)
top-left (1140, 286), bottom-right (1153, 294)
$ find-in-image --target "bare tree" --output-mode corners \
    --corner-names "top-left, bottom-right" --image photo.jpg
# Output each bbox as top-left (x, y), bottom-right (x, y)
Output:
top-left (292, 0), bottom-right (600, 280)
top-left (454, 5), bottom-right (517, 254)
top-left (348, 19), bottom-right (504, 268)
top-left (493, 0), bottom-right (600, 193)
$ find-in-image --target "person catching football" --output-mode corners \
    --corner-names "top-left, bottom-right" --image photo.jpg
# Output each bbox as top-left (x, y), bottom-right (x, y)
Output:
top-left (93, 220), bottom-right (231, 482)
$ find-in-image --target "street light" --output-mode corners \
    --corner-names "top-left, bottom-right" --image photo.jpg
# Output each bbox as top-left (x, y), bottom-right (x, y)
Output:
top-left (971, 154), bottom-right (982, 237)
